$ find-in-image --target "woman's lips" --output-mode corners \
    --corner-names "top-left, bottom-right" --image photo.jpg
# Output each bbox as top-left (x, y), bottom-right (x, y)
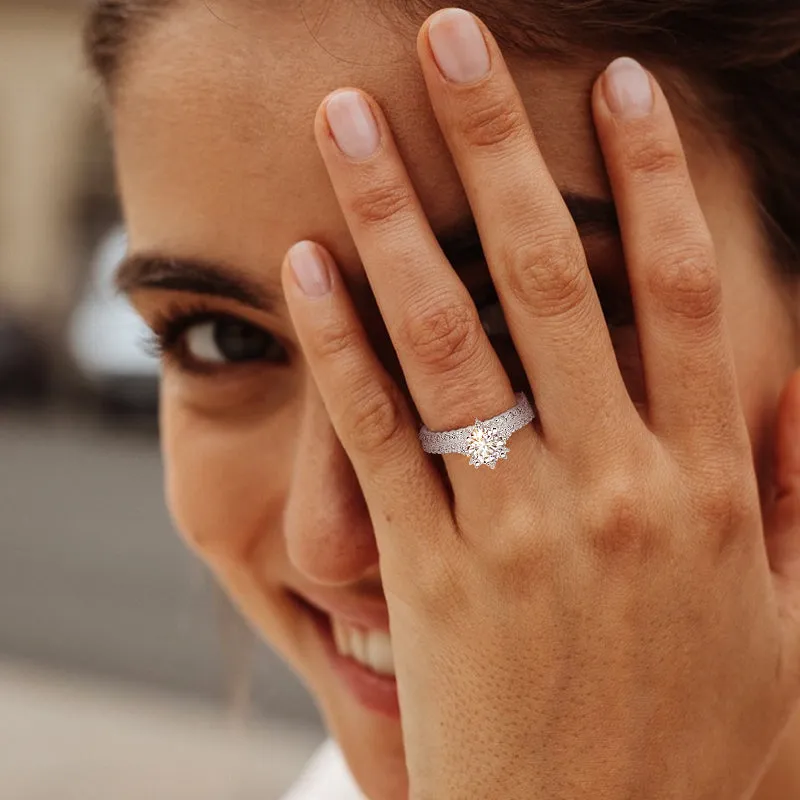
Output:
top-left (290, 590), bottom-right (400, 718)
top-left (292, 585), bottom-right (391, 631)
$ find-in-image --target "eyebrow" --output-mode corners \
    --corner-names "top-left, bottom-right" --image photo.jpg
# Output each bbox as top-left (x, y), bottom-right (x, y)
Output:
top-left (116, 191), bottom-right (618, 310)
top-left (116, 253), bottom-right (280, 311)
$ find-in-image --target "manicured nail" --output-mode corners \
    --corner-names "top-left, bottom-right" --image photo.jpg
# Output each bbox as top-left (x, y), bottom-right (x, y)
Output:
top-left (604, 57), bottom-right (653, 119)
top-left (428, 8), bottom-right (490, 84)
top-left (289, 241), bottom-right (331, 297)
top-left (326, 90), bottom-right (380, 160)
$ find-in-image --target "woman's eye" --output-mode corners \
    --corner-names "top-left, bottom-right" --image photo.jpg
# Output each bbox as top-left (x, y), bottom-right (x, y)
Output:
top-left (479, 300), bottom-right (509, 338)
top-left (183, 318), bottom-right (287, 365)
top-left (477, 290), bottom-right (635, 335)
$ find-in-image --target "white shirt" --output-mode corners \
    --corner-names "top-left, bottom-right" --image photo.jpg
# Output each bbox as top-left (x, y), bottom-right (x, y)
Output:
top-left (281, 740), bottom-right (366, 800)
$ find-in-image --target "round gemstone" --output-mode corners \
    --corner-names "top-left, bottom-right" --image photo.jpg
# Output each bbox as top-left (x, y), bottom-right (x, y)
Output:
top-left (466, 422), bottom-right (509, 468)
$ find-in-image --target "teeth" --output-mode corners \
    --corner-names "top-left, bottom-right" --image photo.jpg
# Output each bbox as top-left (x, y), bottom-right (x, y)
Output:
top-left (366, 633), bottom-right (395, 676)
top-left (331, 618), bottom-right (395, 677)
top-left (333, 620), bottom-right (349, 657)
top-left (351, 628), bottom-right (367, 663)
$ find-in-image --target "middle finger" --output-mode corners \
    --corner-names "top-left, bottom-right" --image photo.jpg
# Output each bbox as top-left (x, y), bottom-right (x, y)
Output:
top-left (418, 9), bottom-right (634, 453)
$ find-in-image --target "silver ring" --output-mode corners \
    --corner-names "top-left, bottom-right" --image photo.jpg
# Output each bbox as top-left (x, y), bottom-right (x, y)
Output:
top-left (418, 392), bottom-right (535, 470)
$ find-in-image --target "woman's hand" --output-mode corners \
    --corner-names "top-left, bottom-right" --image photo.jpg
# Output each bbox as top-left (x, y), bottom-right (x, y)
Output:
top-left (282, 8), bottom-right (800, 799)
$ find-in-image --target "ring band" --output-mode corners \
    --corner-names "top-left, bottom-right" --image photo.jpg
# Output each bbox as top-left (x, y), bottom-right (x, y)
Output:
top-left (418, 392), bottom-right (535, 469)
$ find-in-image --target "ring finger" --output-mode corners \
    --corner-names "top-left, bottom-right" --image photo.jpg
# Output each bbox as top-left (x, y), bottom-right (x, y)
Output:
top-left (314, 87), bottom-right (539, 496)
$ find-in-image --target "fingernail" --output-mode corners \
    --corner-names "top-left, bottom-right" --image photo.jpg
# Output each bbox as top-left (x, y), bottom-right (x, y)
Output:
top-left (289, 241), bottom-right (331, 297)
top-left (326, 90), bottom-right (380, 160)
top-left (428, 8), bottom-right (490, 84)
top-left (604, 57), bottom-right (653, 119)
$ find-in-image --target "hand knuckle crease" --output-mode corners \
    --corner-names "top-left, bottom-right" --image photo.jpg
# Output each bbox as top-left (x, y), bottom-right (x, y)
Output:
top-left (588, 476), bottom-right (653, 558)
top-left (349, 386), bottom-right (404, 451)
top-left (696, 474), bottom-right (751, 524)
top-left (626, 138), bottom-right (683, 176)
top-left (402, 302), bottom-right (480, 371)
top-left (348, 183), bottom-right (414, 229)
top-left (459, 99), bottom-right (525, 149)
top-left (505, 233), bottom-right (589, 317)
top-left (313, 319), bottom-right (359, 359)
top-left (648, 244), bottom-right (721, 321)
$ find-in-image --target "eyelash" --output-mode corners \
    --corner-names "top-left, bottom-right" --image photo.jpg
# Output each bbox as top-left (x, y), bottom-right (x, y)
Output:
top-left (147, 286), bottom-right (633, 374)
top-left (147, 304), bottom-right (209, 357)
top-left (146, 304), bottom-right (290, 373)
top-left (475, 284), bottom-right (634, 333)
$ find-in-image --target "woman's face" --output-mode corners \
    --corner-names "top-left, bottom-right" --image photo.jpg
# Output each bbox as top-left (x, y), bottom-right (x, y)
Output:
top-left (114, 2), bottom-right (797, 798)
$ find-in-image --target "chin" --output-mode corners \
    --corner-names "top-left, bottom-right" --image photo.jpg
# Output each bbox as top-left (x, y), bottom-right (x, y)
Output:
top-left (274, 590), bottom-right (411, 799)
top-left (321, 687), bottom-right (410, 800)
top-left (290, 645), bottom-right (409, 799)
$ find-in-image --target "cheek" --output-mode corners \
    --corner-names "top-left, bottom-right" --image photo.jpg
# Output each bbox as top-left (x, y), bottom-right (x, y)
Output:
top-left (724, 278), bottom-right (797, 495)
top-left (161, 401), bottom-right (288, 563)
top-left (689, 149), bottom-right (798, 492)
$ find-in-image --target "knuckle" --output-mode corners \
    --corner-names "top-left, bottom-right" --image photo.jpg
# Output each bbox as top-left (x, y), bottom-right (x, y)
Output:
top-left (694, 473), bottom-right (755, 533)
top-left (457, 96), bottom-right (528, 151)
top-left (400, 299), bottom-right (482, 373)
top-left (584, 471), bottom-right (658, 562)
top-left (310, 315), bottom-right (361, 361)
top-left (345, 381), bottom-right (407, 454)
top-left (504, 228), bottom-right (591, 318)
top-left (647, 238), bottom-right (722, 323)
top-left (479, 506), bottom-right (560, 582)
top-left (623, 132), bottom-right (685, 178)
top-left (346, 181), bottom-right (415, 231)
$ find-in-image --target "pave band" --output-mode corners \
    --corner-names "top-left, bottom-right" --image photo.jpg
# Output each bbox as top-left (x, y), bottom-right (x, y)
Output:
top-left (418, 392), bottom-right (535, 469)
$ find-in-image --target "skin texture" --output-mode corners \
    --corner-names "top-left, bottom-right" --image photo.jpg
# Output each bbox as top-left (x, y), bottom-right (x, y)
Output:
top-left (111, 2), bottom-right (800, 798)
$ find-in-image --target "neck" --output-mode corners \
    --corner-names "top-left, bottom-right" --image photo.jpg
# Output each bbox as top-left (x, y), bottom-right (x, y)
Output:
top-left (752, 704), bottom-right (800, 800)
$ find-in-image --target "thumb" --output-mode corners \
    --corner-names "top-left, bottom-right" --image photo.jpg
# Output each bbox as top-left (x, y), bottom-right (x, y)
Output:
top-left (765, 369), bottom-right (800, 613)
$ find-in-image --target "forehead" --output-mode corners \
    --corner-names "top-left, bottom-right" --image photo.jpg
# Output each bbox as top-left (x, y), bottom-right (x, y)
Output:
top-left (113, 1), bottom-right (608, 275)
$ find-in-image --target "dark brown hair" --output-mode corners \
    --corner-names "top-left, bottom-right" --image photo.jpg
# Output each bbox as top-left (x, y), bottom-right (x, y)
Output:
top-left (84, 0), bottom-right (800, 272)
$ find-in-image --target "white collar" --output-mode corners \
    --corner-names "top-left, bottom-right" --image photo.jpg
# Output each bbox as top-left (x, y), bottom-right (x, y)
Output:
top-left (281, 740), bottom-right (366, 800)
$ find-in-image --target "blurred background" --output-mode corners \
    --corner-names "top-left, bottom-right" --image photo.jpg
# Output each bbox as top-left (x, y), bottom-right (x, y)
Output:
top-left (0, 4), bottom-right (326, 798)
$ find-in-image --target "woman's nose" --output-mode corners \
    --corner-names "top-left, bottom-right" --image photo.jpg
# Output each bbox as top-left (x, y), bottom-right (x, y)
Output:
top-left (284, 391), bottom-right (380, 586)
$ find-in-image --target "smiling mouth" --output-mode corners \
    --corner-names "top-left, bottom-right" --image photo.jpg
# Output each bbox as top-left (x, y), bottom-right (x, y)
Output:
top-left (291, 591), bottom-right (397, 679)
top-left (290, 589), bottom-right (400, 716)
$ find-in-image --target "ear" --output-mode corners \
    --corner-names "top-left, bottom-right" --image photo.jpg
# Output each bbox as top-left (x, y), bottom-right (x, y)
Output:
top-left (765, 369), bottom-right (800, 619)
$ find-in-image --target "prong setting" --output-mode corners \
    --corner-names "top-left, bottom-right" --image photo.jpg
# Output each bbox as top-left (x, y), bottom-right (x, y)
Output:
top-left (466, 421), bottom-right (510, 469)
